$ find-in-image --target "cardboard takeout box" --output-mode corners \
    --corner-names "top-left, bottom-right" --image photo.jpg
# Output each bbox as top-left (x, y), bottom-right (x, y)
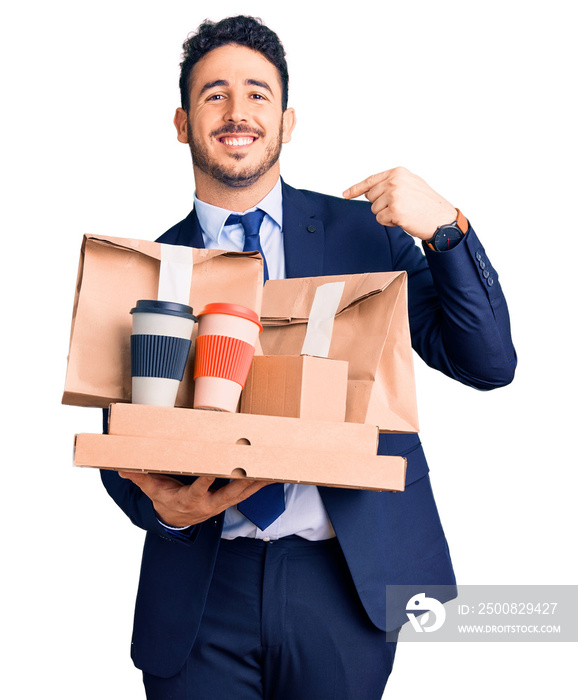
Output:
top-left (74, 404), bottom-right (407, 492)
top-left (240, 355), bottom-right (349, 422)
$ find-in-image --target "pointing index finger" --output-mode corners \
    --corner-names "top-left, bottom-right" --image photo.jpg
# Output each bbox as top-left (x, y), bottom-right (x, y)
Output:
top-left (343, 170), bottom-right (391, 199)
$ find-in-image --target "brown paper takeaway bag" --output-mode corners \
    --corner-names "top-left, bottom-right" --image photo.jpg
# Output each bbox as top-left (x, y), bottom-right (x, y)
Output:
top-left (260, 272), bottom-right (419, 433)
top-left (62, 234), bottom-right (263, 409)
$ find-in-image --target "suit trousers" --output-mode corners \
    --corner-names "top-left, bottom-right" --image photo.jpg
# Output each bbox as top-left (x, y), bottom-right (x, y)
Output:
top-left (143, 535), bottom-right (398, 700)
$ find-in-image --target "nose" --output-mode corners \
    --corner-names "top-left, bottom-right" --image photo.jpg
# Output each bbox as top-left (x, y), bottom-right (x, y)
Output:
top-left (224, 93), bottom-right (248, 123)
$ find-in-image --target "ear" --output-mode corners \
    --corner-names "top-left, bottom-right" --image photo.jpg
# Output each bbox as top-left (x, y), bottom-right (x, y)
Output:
top-left (281, 107), bottom-right (296, 144)
top-left (174, 108), bottom-right (189, 144)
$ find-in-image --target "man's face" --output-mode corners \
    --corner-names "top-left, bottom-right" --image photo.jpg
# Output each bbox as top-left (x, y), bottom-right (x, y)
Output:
top-left (175, 43), bottom-right (295, 189)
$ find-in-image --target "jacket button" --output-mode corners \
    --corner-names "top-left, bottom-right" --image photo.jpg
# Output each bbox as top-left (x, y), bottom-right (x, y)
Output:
top-left (307, 224), bottom-right (316, 233)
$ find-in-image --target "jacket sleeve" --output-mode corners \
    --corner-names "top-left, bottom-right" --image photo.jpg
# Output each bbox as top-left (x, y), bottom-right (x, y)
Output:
top-left (388, 223), bottom-right (517, 390)
top-left (99, 409), bottom-right (200, 545)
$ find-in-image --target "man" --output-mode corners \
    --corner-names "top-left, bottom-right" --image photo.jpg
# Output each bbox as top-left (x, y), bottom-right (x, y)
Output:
top-left (101, 15), bottom-right (516, 699)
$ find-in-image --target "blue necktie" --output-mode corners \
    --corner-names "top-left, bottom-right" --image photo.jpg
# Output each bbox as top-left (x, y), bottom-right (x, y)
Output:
top-left (225, 210), bottom-right (284, 530)
top-left (226, 210), bottom-right (269, 282)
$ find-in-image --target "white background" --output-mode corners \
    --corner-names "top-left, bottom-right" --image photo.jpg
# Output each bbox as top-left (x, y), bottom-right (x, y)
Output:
top-left (2, 0), bottom-right (576, 697)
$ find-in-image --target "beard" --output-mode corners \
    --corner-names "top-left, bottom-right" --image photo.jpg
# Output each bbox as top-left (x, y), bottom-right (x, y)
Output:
top-left (187, 122), bottom-right (284, 188)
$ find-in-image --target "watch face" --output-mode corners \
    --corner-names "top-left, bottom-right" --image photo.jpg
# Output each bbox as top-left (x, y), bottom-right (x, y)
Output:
top-left (434, 224), bottom-right (463, 251)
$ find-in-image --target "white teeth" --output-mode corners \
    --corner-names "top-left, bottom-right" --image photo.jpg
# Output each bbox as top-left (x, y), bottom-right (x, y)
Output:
top-left (222, 137), bottom-right (254, 146)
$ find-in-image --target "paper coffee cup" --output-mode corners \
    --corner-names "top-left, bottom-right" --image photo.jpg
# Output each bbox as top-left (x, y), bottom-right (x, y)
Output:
top-left (130, 300), bottom-right (197, 406)
top-left (193, 303), bottom-right (262, 412)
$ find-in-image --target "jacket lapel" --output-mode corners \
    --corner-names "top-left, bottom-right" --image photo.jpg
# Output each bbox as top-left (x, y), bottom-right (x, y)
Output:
top-left (180, 208), bottom-right (205, 248)
top-left (156, 208), bottom-right (205, 248)
top-left (281, 180), bottom-right (325, 279)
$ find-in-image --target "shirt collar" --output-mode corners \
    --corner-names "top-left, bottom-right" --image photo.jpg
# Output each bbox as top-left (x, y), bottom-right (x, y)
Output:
top-left (194, 178), bottom-right (283, 247)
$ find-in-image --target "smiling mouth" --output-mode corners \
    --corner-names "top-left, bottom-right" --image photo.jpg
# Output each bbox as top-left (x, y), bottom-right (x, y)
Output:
top-left (217, 135), bottom-right (257, 147)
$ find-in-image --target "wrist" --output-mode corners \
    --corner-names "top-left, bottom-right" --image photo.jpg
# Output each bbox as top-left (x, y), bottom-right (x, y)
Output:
top-left (426, 209), bottom-right (468, 251)
top-left (155, 510), bottom-right (197, 530)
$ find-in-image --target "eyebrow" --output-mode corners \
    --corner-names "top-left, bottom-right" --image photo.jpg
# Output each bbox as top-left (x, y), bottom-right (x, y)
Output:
top-left (199, 78), bottom-right (274, 96)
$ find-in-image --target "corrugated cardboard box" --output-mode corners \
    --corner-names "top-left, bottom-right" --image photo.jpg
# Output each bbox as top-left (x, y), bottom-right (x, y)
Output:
top-left (240, 355), bottom-right (349, 422)
top-left (74, 404), bottom-right (406, 492)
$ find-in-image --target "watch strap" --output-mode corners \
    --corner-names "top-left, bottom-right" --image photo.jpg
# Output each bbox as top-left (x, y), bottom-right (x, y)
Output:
top-left (455, 209), bottom-right (468, 235)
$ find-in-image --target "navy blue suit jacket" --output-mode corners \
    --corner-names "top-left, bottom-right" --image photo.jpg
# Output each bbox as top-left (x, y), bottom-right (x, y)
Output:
top-left (101, 180), bottom-right (516, 677)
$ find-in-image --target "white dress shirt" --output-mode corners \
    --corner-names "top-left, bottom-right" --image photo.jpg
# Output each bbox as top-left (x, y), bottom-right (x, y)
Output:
top-left (194, 179), bottom-right (335, 541)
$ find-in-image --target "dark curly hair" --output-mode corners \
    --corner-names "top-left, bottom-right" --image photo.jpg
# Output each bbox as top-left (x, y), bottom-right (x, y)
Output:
top-left (179, 16), bottom-right (289, 113)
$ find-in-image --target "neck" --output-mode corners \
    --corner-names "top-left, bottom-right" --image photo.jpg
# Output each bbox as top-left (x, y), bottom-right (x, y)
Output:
top-left (193, 166), bottom-right (280, 211)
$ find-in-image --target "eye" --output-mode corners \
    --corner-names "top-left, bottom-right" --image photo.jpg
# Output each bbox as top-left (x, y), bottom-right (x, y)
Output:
top-left (207, 93), bottom-right (226, 102)
top-left (250, 93), bottom-right (267, 101)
